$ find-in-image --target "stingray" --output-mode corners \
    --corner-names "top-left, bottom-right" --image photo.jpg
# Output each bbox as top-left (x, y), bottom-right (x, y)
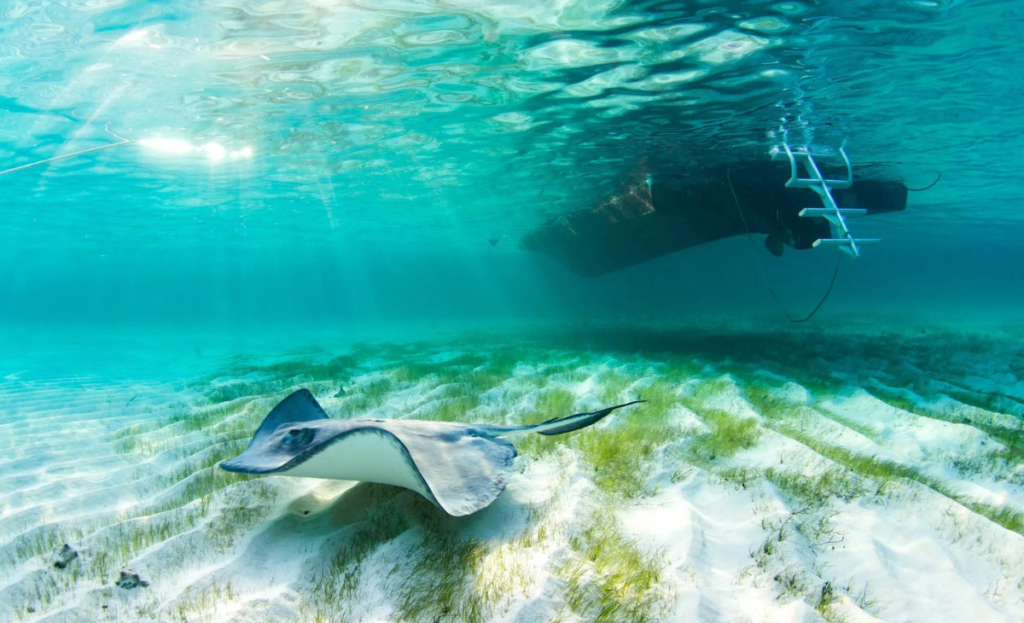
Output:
top-left (220, 389), bottom-right (643, 516)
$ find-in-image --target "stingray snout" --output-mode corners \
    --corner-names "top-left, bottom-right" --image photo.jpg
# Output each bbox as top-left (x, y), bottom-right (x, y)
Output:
top-left (218, 447), bottom-right (279, 475)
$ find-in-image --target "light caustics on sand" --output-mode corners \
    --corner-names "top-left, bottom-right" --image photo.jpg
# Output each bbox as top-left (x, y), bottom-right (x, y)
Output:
top-left (1, 330), bottom-right (1023, 623)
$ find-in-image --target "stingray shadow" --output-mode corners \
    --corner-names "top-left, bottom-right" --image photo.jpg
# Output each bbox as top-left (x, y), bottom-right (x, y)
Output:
top-left (313, 480), bottom-right (535, 541)
top-left (267, 479), bottom-right (538, 588)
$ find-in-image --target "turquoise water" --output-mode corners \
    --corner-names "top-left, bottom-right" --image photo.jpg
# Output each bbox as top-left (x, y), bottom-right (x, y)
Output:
top-left (2, 0), bottom-right (1022, 328)
top-left (2, 2), bottom-right (1024, 622)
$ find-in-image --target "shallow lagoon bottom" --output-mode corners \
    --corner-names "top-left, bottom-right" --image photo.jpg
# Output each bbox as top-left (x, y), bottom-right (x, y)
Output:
top-left (1, 318), bottom-right (1022, 623)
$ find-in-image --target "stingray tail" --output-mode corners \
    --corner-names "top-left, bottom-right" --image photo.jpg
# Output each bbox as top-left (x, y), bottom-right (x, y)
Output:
top-left (490, 400), bottom-right (645, 438)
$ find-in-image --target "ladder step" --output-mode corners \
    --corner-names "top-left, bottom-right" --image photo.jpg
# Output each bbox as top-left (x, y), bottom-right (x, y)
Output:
top-left (799, 208), bottom-right (867, 218)
top-left (771, 144), bottom-right (854, 189)
top-left (812, 238), bottom-right (881, 248)
top-left (771, 139), bottom-right (879, 258)
top-left (786, 178), bottom-right (854, 190)
top-left (771, 145), bottom-right (844, 160)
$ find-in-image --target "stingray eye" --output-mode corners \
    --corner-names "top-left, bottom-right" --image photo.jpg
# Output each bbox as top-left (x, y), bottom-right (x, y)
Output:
top-left (283, 428), bottom-right (313, 446)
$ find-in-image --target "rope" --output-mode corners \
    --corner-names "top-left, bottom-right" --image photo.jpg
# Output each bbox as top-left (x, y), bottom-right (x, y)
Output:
top-left (0, 140), bottom-right (132, 177)
top-left (906, 171), bottom-right (941, 192)
top-left (727, 166), bottom-right (841, 323)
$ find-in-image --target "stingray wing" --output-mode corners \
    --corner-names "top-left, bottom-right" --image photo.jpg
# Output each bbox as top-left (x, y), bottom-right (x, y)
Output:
top-left (381, 421), bottom-right (517, 517)
top-left (218, 390), bottom-right (517, 516)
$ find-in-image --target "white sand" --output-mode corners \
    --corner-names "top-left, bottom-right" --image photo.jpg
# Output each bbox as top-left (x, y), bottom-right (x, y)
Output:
top-left (1, 325), bottom-right (1023, 623)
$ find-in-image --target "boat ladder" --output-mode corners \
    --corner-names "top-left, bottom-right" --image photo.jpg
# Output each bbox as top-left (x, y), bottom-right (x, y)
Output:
top-left (770, 141), bottom-right (879, 258)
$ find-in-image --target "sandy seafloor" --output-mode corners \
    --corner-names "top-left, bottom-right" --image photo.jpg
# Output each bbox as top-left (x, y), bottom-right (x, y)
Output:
top-left (1, 319), bottom-right (1023, 623)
